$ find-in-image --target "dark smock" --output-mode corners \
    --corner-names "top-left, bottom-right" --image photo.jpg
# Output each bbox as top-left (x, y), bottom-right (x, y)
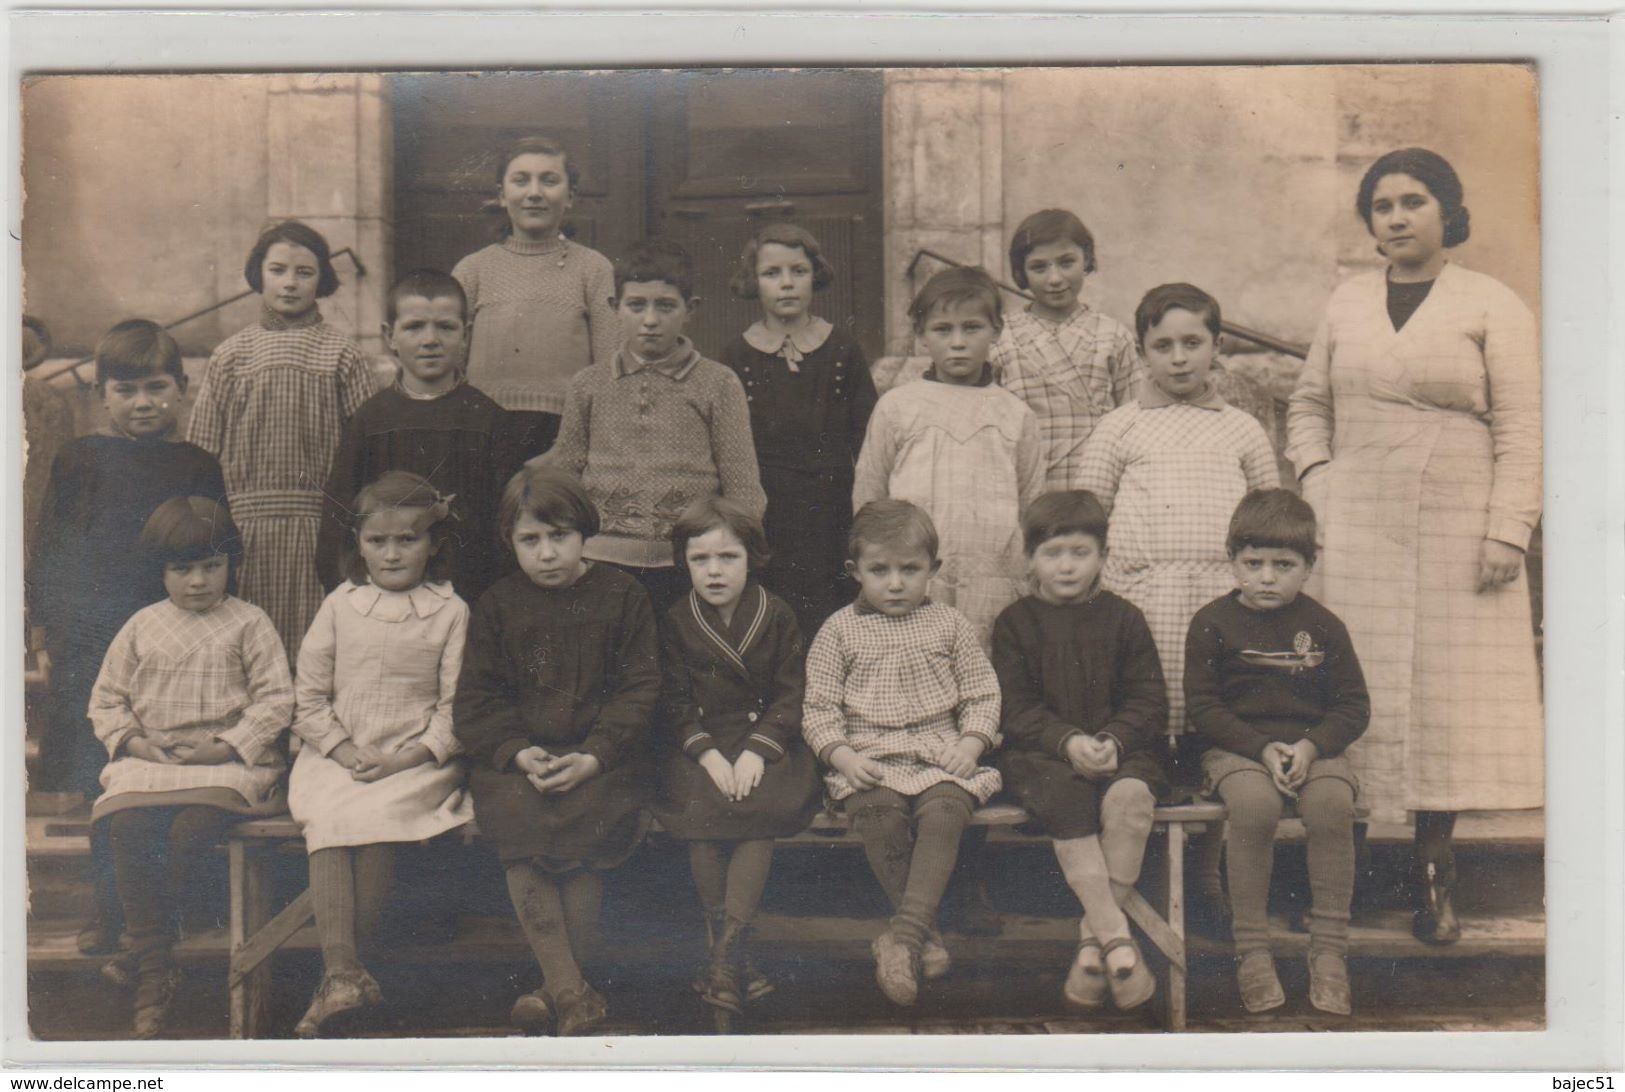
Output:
top-left (453, 564), bottom-right (660, 866)
top-left (990, 589), bottom-right (1169, 839)
top-left (653, 584), bottom-right (822, 840)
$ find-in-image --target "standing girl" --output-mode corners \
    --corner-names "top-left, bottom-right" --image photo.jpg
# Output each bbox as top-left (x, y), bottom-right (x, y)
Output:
top-left (653, 496), bottom-right (821, 1020)
top-left (88, 498), bottom-right (294, 1038)
top-left (187, 221), bottom-right (378, 662)
top-left (454, 466), bottom-right (661, 1037)
top-left (720, 224), bottom-right (878, 636)
top-left (289, 471), bottom-right (473, 1037)
top-left (453, 135), bottom-right (620, 459)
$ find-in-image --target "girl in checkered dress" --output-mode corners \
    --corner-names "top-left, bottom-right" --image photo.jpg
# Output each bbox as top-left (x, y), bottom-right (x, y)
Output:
top-left (88, 498), bottom-right (294, 1039)
top-left (187, 221), bottom-right (378, 663)
top-left (288, 472), bottom-right (474, 1038)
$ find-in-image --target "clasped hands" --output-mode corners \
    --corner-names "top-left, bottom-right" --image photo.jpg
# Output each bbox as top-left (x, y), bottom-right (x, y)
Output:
top-left (698, 749), bottom-right (767, 802)
top-left (1261, 738), bottom-right (1320, 798)
top-left (126, 734), bottom-right (238, 766)
top-left (331, 739), bottom-right (432, 783)
top-left (514, 746), bottom-right (601, 795)
top-left (827, 736), bottom-right (985, 791)
top-left (1063, 733), bottom-right (1120, 779)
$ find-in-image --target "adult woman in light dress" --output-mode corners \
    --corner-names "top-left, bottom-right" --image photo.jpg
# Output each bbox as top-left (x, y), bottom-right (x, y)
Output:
top-left (1287, 148), bottom-right (1542, 945)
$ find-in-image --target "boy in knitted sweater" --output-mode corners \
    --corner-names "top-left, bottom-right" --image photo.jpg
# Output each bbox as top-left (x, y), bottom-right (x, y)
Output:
top-left (539, 238), bottom-right (766, 613)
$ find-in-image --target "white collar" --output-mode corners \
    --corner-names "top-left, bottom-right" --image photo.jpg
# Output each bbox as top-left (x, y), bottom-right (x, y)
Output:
top-left (742, 316), bottom-right (832, 371)
top-left (344, 579), bottom-right (455, 620)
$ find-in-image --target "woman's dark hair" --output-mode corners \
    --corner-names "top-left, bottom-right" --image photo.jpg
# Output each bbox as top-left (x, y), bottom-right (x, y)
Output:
top-left (94, 319), bottom-right (186, 386)
top-left (909, 266), bottom-right (1003, 335)
top-left (497, 465), bottom-right (600, 545)
top-left (1134, 282), bottom-right (1222, 342)
top-left (1356, 147), bottom-right (1471, 249)
top-left (490, 135), bottom-right (579, 239)
top-left (1008, 208), bottom-right (1098, 290)
top-left (243, 220), bottom-right (341, 299)
top-left (670, 495), bottom-right (771, 572)
top-left (727, 223), bottom-right (836, 300)
top-left (1021, 490), bottom-right (1109, 556)
top-left (141, 497), bottom-right (242, 572)
top-left (1226, 488), bottom-right (1318, 566)
top-left (342, 470), bottom-right (455, 587)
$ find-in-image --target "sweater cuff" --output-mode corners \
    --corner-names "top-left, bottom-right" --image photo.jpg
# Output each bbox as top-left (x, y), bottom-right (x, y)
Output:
top-left (1485, 515), bottom-right (1534, 553)
top-left (1053, 728), bottom-right (1085, 760)
top-left (492, 737), bottom-right (530, 773)
top-left (744, 733), bottom-right (787, 763)
top-left (681, 731), bottom-right (718, 761)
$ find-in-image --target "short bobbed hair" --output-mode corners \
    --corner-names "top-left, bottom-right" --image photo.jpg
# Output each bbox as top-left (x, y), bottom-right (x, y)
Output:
top-left (670, 495), bottom-right (771, 572)
top-left (386, 269), bottom-right (468, 327)
top-left (848, 499), bottom-right (939, 563)
top-left (141, 497), bottom-right (242, 569)
top-left (727, 223), bottom-right (836, 300)
top-left (1022, 490), bottom-right (1109, 556)
top-left (1008, 208), bottom-right (1098, 289)
top-left (342, 471), bottom-right (456, 587)
top-left (1134, 282), bottom-right (1222, 342)
top-left (95, 319), bottom-right (185, 386)
top-left (1356, 147), bottom-right (1471, 249)
top-left (244, 220), bottom-right (341, 299)
top-left (497, 465), bottom-right (601, 546)
top-left (614, 237), bottom-right (696, 300)
top-left (909, 266), bottom-right (1003, 334)
top-left (1226, 489), bottom-right (1318, 566)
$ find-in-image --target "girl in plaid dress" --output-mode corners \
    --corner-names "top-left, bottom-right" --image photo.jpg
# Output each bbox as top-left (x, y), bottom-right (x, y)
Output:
top-left (187, 221), bottom-right (378, 663)
top-left (88, 498), bottom-right (294, 1039)
top-left (289, 472), bottom-right (473, 1037)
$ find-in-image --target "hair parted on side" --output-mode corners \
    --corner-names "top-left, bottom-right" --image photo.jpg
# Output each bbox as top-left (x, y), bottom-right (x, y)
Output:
top-left (848, 499), bottom-right (939, 562)
top-left (1008, 208), bottom-right (1098, 289)
top-left (1134, 282), bottom-right (1223, 342)
top-left (342, 470), bottom-right (456, 586)
top-left (614, 237), bottom-right (696, 299)
top-left (140, 497), bottom-right (242, 568)
top-left (727, 223), bottom-right (837, 300)
top-left (909, 265), bottom-right (1003, 334)
top-left (244, 220), bottom-right (341, 299)
top-left (1021, 490), bottom-right (1109, 556)
top-left (670, 495), bottom-right (771, 572)
top-left (489, 135), bottom-right (581, 240)
top-left (94, 319), bottom-right (185, 386)
top-left (386, 269), bottom-right (469, 327)
top-left (497, 464), bottom-right (600, 546)
top-left (1226, 488), bottom-right (1318, 565)
top-left (1356, 147), bottom-right (1471, 249)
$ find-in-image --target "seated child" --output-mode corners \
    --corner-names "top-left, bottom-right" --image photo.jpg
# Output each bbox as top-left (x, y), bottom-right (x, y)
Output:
top-left (318, 270), bottom-right (519, 604)
top-left (653, 496), bottom-right (822, 1017)
top-left (853, 266), bottom-right (1043, 650)
top-left (1185, 489), bottom-right (1370, 1017)
top-left (88, 498), bottom-right (294, 1038)
top-left (454, 465), bottom-right (661, 1037)
top-left (991, 491), bottom-right (1168, 1011)
top-left (540, 237), bottom-right (766, 614)
top-left (802, 500), bottom-right (1002, 1008)
top-left (290, 471), bottom-right (474, 1037)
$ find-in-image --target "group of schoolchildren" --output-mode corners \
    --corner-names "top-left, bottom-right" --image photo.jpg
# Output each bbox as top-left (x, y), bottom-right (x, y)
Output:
top-left (27, 134), bottom-right (1371, 1041)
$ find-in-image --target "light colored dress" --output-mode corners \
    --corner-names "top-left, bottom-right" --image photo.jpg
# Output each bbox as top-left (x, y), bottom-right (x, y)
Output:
top-left (1078, 384), bottom-right (1280, 734)
top-left (88, 596), bottom-right (293, 822)
top-left (1286, 262), bottom-right (1543, 822)
top-left (991, 305), bottom-right (1142, 490)
top-left (288, 581), bottom-right (473, 851)
top-left (852, 375), bottom-right (1044, 648)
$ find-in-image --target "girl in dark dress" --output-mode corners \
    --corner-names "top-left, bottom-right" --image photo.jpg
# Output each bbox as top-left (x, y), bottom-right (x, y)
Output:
top-left (653, 497), bottom-right (821, 1018)
top-left (720, 224), bottom-right (878, 638)
top-left (453, 466), bottom-right (660, 1038)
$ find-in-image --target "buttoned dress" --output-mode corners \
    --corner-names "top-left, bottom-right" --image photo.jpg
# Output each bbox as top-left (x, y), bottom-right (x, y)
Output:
top-left (289, 581), bottom-right (474, 852)
top-left (88, 597), bottom-right (294, 822)
top-left (1286, 263), bottom-right (1543, 821)
top-left (1077, 387), bottom-right (1280, 733)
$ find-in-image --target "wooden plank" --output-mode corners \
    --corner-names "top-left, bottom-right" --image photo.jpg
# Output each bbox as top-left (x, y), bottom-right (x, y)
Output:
top-left (227, 839), bottom-right (248, 1039)
top-left (228, 888), bottom-right (315, 987)
top-left (240, 848), bottom-right (274, 1039)
top-left (1120, 886), bottom-right (1184, 971)
top-left (1165, 818), bottom-right (1187, 1032)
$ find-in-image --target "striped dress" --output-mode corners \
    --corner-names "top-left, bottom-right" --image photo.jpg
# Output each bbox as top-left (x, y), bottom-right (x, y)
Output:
top-left (1077, 385), bottom-right (1280, 734)
top-left (187, 306), bottom-right (377, 661)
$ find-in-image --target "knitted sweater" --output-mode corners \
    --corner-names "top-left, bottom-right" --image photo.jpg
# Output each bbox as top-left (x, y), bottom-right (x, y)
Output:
top-left (544, 340), bottom-right (767, 568)
top-left (451, 235), bottom-right (619, 414)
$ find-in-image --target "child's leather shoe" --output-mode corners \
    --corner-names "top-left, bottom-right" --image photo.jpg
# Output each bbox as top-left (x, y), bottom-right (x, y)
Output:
top-left (554, 981), bottom-right (609, 1037)
top-left (871, 929), bottom-right (920, 1006)
top-left (1307, 949), bottom-right (1352, 1016)
top-left (1236, 950), bottom-right (1286, 1014)
top-left (508, 989), bottom-right (554, 1034)
top-left (1062, 938), bottom-right (1107, 1009)
top-left (920, 928), bottom-right (951, 981)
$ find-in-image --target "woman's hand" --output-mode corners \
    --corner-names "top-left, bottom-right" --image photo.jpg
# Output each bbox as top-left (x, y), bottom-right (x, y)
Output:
top-left (1477, 538), bottom-right (1524, 593)
top-left (698, 749), bottom-right (737, 799)
top-left (528, 752), bottom-right (602, 795)
top-left (830, 745), bottom-right (886, 790)
top-left (731, 751), bottom-right (765, 801)
top-left (349, 744), bottom-right (388, 782)
top-left (175, 738), bottom-right (237, 766)
top-left (126, 736), bottom-right (179, 765)
top-left (937, 737), bottom-right (985, 780)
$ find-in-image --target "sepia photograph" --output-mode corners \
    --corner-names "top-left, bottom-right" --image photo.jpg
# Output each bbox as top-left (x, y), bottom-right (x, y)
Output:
top-left (14, 55), bottom-right (1557, 1054)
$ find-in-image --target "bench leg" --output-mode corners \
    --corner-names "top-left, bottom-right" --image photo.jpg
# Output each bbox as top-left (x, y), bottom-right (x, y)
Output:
top-left (1165, 822), bottom-right (1187, 1032)
top-left (228, 841), bottom-right (273, 1039)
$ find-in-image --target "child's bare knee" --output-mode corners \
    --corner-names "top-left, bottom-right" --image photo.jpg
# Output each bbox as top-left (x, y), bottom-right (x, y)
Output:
top-left (1102, 780), bottom-right (1155, 833)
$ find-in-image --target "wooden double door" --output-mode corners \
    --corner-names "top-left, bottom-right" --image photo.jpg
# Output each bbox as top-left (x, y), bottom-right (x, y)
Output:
top-left (392, 70), bottom-right (885, 362)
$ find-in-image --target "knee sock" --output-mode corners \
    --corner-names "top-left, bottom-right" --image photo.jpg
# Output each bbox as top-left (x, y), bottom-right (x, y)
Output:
top-left (353, 844), bottom-right (395, 949)
top-left (559, 870), bottom-right (603, 970)
top-left (1055, 836), bottom-right (1130, 946)
top-left (310, 848), bottom-right (362, 974)
top-left (1100, 779), bottom-right (1156, 905)
top-left (1216, 772), bottom-right (1283, 956)
top-left (891, 800), bottom-right (970, 948)
top-left (88, 820), bottom-right (122, 931)
top-left (723, 839), bottom-right (774, 924)
top-left (166, 806), bottom-right (231, 929)
top-left (687, 842), bottom-right (728, 915)
top-left (852, 805), bottom-right (912, 911)
top-left (1414, 810), bottom-right (1457, 866)
top-left (106, 808), bottom-right (175, 967)
top-left (1299, 778), bottom-right (1356, 956)
top-left (506, 863), bottom-right (583, 996)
